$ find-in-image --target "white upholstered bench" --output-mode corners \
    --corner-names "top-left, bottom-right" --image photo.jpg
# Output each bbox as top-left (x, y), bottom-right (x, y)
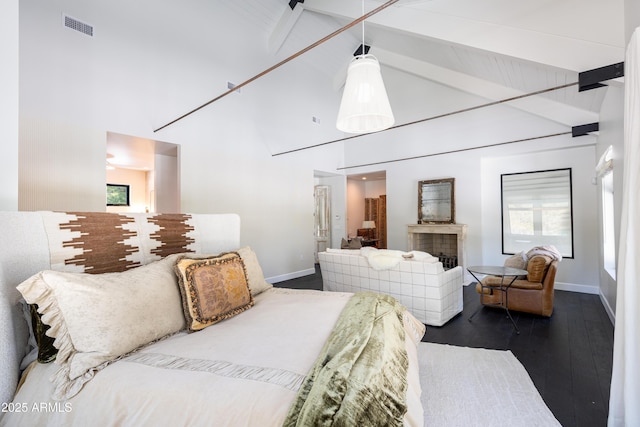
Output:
top-left (318, 248), bottom-right (464, 326)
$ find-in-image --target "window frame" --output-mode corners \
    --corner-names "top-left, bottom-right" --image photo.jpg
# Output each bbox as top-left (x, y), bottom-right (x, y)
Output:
top-left (601, 168), bottom-right (616, 278)
top-left (106, 183), bottom-right (130, 207)
top-left (500, 168), bottom-right (574, 258)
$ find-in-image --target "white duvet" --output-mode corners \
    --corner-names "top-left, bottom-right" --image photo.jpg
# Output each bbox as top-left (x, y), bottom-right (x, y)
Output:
top-left (1, 288), bottom-right (424, 427)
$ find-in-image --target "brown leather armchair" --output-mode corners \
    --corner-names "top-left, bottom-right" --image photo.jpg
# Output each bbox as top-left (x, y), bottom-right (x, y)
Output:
top-left (475, 255), bottom-right (558, 317)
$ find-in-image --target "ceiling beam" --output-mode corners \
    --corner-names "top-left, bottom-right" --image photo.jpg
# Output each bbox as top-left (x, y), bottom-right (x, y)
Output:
top-left (302, 0), bottom-right (625, 72)
top-left (374, 47), bottom-right (599, 127)
top-left (288, 0), bottom-right (304, 10)
top-left (269, 2), bottom-right (304, 54)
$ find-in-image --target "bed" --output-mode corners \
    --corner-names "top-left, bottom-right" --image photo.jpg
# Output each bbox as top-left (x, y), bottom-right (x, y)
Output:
top-left (0, 211), bottom-right (425, 427)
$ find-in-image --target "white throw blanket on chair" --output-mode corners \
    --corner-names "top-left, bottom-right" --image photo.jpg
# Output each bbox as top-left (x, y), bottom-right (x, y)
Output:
top-left (525, 245), bottom-right (562, 262)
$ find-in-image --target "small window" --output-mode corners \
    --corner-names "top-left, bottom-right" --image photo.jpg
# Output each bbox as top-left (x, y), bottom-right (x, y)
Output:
top-left (501, 168), bottom-right (574, 258)
top-left (598, 146), bottom-right (615, 278)
top-left (602, 172), bottom-right (616, 277)
top-left (106, 184), bottom-right (130, 206)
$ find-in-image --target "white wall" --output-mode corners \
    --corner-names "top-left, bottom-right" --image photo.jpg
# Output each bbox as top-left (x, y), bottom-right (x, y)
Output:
top-left (0, 0), bottom-right (19, 210)
top-left (17, 0), bottom-right (346, 281)
top-left (626, 0), bottom-right (640, 44)
top-left (481, 145), bottom-right (600, 293)
top-left (315, 174), bottom-right (347, 250)
top-left (19, 117), bottom-right (106, 211)
top-left (154, 153), bottom-right (179, 214)
top-left (346, 180), bottom-right (366, 238)
top-left (596, 86), bottom-right (625, 319)
top-left (12, 0), bottom-right (625, 292)
top-left (384, 152), bottom-right (483, 267)
top-left (365, 180), bottom-right (386, 198)
top-left (343, 67), bottom-right (601, 290)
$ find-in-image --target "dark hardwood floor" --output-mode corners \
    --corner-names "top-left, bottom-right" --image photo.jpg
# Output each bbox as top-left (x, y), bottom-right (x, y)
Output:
top-left (275, 265), bottom-right (615, 427)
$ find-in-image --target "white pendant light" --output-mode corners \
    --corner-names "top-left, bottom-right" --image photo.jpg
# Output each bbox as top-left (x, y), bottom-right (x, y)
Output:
top-left (336, 2), bottom-right (394, 134)
top-left (336, 54), bottom-right (395, 133)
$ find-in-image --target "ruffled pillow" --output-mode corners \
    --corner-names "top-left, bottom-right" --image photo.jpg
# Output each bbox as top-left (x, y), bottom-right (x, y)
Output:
top-left (17, 254), bottom-right (186, 400)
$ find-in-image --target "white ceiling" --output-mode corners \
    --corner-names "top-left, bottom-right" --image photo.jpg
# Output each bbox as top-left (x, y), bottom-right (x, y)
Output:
top-left (289, 0), bottom-right (624, 122)
top-left (106, 132), bottom-right (177, 171)
top-left (347, 170), bottom-right (387, 181)
top-left (112, 0), bottom-right (626, 170)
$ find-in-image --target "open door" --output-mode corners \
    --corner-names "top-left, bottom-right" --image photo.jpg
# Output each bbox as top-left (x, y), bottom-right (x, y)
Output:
top-left (314, 185), bottom-right (330, 262)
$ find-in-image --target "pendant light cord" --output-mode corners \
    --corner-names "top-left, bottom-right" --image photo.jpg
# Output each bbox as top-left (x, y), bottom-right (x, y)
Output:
top-left (361, 0), bottom-right (365, 57)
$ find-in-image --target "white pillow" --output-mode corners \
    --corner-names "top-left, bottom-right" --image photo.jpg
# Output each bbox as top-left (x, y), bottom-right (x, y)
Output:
top-left (17, 254), bottom-right (186, 400)
top-left (237, 246), bottom-right (273, 296)
top-left (326, 248), bottom-right (362, 255)
top-left (408, 251), bottom-right (439, 263)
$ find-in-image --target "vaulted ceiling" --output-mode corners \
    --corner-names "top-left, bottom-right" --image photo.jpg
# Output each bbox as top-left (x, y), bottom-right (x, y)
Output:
top-left (110, 0), bottom-right (627, 169)
top-left (248, 0), bottom-right (626, 127)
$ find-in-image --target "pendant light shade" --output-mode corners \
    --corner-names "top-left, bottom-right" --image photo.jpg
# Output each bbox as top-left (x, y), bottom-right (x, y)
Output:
top-left (336, 54), bottom-right (395, 134)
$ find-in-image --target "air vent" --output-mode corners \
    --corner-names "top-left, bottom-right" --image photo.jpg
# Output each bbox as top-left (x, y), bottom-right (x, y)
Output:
top-left (63, 14), bottom-right (94, 37)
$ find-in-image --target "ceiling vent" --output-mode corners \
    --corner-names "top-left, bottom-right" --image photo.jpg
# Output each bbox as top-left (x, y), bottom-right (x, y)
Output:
top-left (63, 14), bottom-right (94, 37)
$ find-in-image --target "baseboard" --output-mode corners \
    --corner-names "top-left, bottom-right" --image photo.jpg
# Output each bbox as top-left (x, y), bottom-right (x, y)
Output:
top-left (599, 292), bottom-right (616, 325)
top-left (555, 281), bottom-right (599, 295)
top-left (266, 268), bottom-right (316, 284)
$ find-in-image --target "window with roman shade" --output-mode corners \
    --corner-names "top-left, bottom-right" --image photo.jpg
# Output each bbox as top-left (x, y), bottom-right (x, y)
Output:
top-left (501, 168), bottom-right (574, 258)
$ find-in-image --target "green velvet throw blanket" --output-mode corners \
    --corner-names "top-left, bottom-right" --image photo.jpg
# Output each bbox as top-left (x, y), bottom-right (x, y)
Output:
top-left (283, 292), bottom-right (410, 427)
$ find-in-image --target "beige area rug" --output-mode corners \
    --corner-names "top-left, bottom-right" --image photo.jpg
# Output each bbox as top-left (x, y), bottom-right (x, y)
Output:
top-left (419, 343), bottom-right (561, 426)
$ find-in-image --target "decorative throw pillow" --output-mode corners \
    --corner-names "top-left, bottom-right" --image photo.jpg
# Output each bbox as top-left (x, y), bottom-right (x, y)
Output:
top-left (504, 252), bottom-right (527, 279)
top-left (341, 238), bottom-right (362, 249)
top-left (348, 238), bottom-right (362, 249)
top-left (527, 255), bottom-right (553, 282)
top-left (504, 252), bottom-right (527, 270)
top-left (16, 254), bottom-right (187, 400)
top-left (237, 246), bottom-right (272, 296)
top-left (174, 252), bottom-right (254, 332)
top-left (341, 238), bottom-right (350, 249)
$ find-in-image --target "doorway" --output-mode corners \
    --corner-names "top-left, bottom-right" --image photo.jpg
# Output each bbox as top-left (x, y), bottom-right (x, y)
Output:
top-left (346, 171), bottom-right (387, 249)
top-left (314, 171), bottom-right (347, 260)
top-left (106, 132), bottom-right (180, 213)
top-left (314, 185), bottom-right (330, 262)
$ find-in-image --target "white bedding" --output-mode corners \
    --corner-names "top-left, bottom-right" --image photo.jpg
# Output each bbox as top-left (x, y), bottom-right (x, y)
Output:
top-left (1, 288), bottom-right (424, 427)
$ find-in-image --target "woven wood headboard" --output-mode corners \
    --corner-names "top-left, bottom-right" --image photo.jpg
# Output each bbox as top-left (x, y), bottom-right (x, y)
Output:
top-left (0, 211), bottom-right (240, 406)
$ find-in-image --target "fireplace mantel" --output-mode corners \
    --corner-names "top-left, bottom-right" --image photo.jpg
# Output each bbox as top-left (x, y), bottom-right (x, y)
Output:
top-left (407, 224), bottom-right (467, 270)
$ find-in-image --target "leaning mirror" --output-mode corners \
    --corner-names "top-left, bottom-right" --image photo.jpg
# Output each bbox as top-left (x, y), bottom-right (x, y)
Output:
top-left (418, 178), bottom-right (455, 224)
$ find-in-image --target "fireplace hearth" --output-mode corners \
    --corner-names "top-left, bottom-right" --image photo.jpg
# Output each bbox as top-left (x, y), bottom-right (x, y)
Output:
top-left (407, 224), bottom-right (467, 270)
